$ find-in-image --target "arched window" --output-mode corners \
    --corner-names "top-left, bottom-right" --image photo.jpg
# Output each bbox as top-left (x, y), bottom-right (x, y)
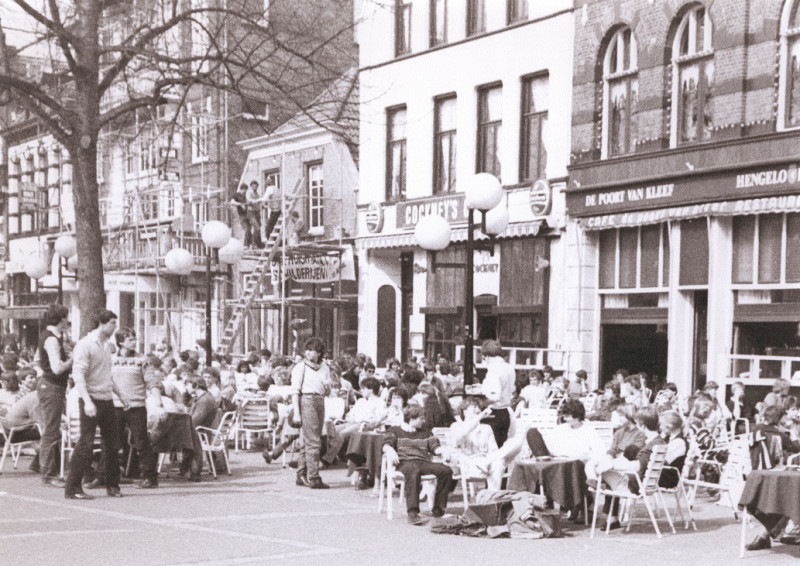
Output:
top-left (671, 5), bottom-right (714, 145)
top-left (602, 27), bottom-right (638, 157)
top-left (779, 0), bottom-right (800, 129)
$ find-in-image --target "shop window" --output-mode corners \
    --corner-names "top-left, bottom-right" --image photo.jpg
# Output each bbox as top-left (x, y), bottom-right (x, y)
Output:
top-left (498, 313), bottom-right (544, 348)
top-left (386, 106), bottom-right (407, 201)
top-left (520, 73), bottom-right (548, 182)
top-left (780, 0), bottom-right (800, 129)
top-left (671, 6), bottom-right (714, 146)
top-left (602, 27), bottom-right (638, 158)
top-left (598, 224), bottom-right (669, 289)
top-left (395, 1), bottom-right (412, 56)
top-left (425, 315), bottom-right (460, 362)
top-left (679, 218), bottom-right (708, 286)
top-left (433, 95), bottom-right (457, 194)
top-left (477, 84), bottom-right (502, 177)
top-left (430, 0), bottom-right (447, 47)
top-left (733, 213), bottom-right (800, 284)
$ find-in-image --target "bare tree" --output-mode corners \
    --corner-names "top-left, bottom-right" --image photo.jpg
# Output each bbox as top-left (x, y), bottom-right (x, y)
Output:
top-left (0, 0), bottom-right (356, 333)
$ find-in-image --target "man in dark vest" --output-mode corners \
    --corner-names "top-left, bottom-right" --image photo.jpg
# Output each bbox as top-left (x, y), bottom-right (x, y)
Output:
top-left (37, 304), bottom-right (73, 487)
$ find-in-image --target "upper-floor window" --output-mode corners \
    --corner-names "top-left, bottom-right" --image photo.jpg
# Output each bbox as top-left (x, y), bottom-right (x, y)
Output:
top-left (507, 0), bottom-right (527, 24)
top-left (307, 163), bottom-right (324, 235)
top-left (433, 95), bottom-right (457, 194)
top-left (780, 0), bottom-right (800, 129)
top-left (598, 223), bottom-right (670, 290)
top-left (477, 84), bottom-right (502, 177)
top-left (188, 97), bottom-right (211, 163)
top-left (395, 1), bottom-right (412, 56)
top-left (520, 73), bottom-right (548, 181)
top-left (430, 0), bottom-right (447, 47)
top-left (386, 106), bottom-right (407, 201)
top-left (672, 5), bottom-right (714, 145)
top-left (603, 27), bottom-right (638, 157)
top-left (733, 213), bottom-right (800, 284)
top-left (467, 0), bottom-right (485, 36)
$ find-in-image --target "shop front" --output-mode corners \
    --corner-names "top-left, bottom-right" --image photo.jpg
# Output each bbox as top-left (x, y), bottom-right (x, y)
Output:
top-left (567, 160), bottom-right (800, 401)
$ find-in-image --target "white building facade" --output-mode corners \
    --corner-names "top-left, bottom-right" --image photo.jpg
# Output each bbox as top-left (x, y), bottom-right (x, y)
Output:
top-left (354, 1), bottom-right (590, 378)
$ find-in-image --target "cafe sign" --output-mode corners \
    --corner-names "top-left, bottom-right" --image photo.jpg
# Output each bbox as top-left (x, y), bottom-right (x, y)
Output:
top-left (567, 162), bottom-right (800, 217)
top-left (396, 193), bottom-right (466, 229)
top-left (529, 179), bottom-right (552, 216)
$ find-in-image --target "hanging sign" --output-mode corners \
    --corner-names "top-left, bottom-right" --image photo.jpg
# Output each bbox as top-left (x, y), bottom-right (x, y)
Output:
top-left (529, 179), bottom-right (552, 216)
top-left (365, 202), bottom-right (384, 233)
top-left (271, 246), bottom-right (356, 283)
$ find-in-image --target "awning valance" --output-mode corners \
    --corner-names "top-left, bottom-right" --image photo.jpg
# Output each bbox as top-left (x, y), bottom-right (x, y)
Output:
top-left (355, 220), bottom-right (548, 250)
top-left (578, 194), bottom-right (800, 231)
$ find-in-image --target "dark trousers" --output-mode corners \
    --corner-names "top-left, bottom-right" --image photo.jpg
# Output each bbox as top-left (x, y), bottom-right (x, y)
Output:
top-left (125, 406), bottom-right (158, 481)
top-left (753, 510), bottom-right (790, 539)
top-left (66, 398), bottom-right (120, 494)
top-left (95, 407), bottom-right (126, 483)
top-left (264, 210), bottom-right (281, 241)
top-left (526, 428), bottom-right (551, 457)
top-left (483, 407), bottom-right (511, 448)
top-left (36, 380), bottom-right (66, 479)
top-left (397, 460), bottom-right (453, 514)
top-left (247, 210), bottom-right (263, 247)
top-left (237, 212), bottom-right (253, 247)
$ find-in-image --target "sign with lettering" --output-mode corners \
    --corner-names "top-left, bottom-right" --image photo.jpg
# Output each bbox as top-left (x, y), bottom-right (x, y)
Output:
top-left (580, 194), bottom-right (800, 230)
top-left (567, 162), bottom-right (800, 217)
top-left (396, 193), bottom-right (466, 229)
top-left (365, 202), bottom-right (384, 233)
top-left (473, 248), bottom-right (500, 296)
top-left (529, 179), bottom-right (552, 216)
top-left (271, 247), bottom-right (356, 283)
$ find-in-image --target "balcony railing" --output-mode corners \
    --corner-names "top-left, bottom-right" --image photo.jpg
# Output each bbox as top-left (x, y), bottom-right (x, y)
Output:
top-left (719, 353), bottom-right (800, 386)
top-left (103, 234), bottom-right (210, 272)
top-left (455, 345), bottom-right (569, 372)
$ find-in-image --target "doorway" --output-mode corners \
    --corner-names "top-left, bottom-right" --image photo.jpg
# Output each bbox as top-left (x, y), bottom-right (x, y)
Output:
top-left (600, 324), bottom-right (668, 387)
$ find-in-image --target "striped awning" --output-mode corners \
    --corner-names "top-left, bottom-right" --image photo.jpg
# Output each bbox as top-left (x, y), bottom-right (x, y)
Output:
top-left (355, 220), bottom-right (548, 250)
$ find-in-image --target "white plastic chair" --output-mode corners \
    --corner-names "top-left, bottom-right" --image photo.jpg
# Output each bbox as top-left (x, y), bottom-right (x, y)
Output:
top-left (590, 444), bottom-right (675, 538)
top-left (197, 411), bottom-right (237, 478)
top-left (377, 452), bottom-right (436, 520)
top-left (234, 399), bottom-right (274, 452)
top-left (0, 420), bottom-right (41, 473)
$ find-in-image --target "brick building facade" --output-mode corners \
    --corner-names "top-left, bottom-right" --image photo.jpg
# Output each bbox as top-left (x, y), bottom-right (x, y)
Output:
top-left (566, 0), bottom-right (800, 403)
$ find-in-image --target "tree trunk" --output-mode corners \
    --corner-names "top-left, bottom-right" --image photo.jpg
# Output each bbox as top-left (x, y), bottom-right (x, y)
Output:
top-left (69, 142), bottom-right (106, 336)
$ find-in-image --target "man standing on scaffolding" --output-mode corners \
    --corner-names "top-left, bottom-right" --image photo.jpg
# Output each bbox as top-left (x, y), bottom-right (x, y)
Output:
top-left (246, 180), bottom-right (265, 249)
top-left (262, 178), bottom-right (282, 242)
top-left (230, 184), bottom-right (253, 247)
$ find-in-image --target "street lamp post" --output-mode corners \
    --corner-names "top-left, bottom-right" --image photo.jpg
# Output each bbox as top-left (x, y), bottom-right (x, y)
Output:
top-left (414, 173), bottom-right (508, 386)
top-left (200, 221), bottom-right (232, 367)
top-left (54, 235), bottom-right (78, 303)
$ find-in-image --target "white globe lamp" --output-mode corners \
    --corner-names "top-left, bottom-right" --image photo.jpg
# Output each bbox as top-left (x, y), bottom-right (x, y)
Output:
top-left (484, 204), bottom-right (509, 237)
top-left (218, 238), bottom-right (245, 265)
top-left (464, 173), bottom-right (503, 211)
top-left (164, 248), bottom-right (194, 276)
top-left (66, 255), bottom-right (79, 272)
top-left (24, 256), bottom-right (49, 280)
top-left (54, 235), bottom-right (78, 259)
top-left (414, 214), bottom-right (451, 251)
top-left (201, 221), bottom-right (231, 249)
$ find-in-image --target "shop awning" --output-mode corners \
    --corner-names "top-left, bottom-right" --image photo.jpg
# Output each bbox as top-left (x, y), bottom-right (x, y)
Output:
top-left (0, 305), bottom-right (49, 320)
top-left (355, 220), bottom-right (548, 250)
top-left (578, 194), bottom-right (800, 231)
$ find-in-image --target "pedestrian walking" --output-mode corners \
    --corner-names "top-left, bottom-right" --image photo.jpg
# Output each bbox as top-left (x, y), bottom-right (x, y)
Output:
top-left (65, 309), bottom-right (127, 500)
top-left (36, 304), bottom-right (73, 486)
top-left (290, 337), bottom-right (333, 489)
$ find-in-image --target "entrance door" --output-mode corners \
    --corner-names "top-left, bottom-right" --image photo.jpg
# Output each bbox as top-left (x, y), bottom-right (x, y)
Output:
top-left (600, 324), bottom-right (668, 387)
top-left (400, 252), bottom-right (413, 363)
top-left (692, 291), bottom-right (708, 391)
top-left (119, 293), bottom-right (135, 331)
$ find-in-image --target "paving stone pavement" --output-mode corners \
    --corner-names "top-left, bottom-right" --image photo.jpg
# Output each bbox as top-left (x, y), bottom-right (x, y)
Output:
top-left (0, 449), bottom-right (797, 566)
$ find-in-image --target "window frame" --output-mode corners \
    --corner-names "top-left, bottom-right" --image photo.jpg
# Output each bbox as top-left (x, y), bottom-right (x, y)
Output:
top-left (189, 97), bottom-right (211, 164)
top-left (601, 27), bottom-right (639, 158)
top-left (597, 224), bottom-right (670, 291)
top-left (519, 72), bottom-right (549, 182)
top-left (476, 83), bottom-right (502, 177)
top-left (385, 105), bottom-right (408, 202)
top-left (507, 0), bottom-right (528, 25)
top-left (429, 0), bottom-right (447, 47)
top-left (778, 0), bottom-right (800, 130)
top-left (732, 213), bottom-right (800, 287)
top-left (670, 5), bottom-right (714, 147)
top-left (433, 94), bottom-right (457, 194)
top-left (394, 0), bottom-right (412, 57)
top-left (306, 161), bottom-right (324, 236)
top-left (467, 0), bottom-right (485, 37)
